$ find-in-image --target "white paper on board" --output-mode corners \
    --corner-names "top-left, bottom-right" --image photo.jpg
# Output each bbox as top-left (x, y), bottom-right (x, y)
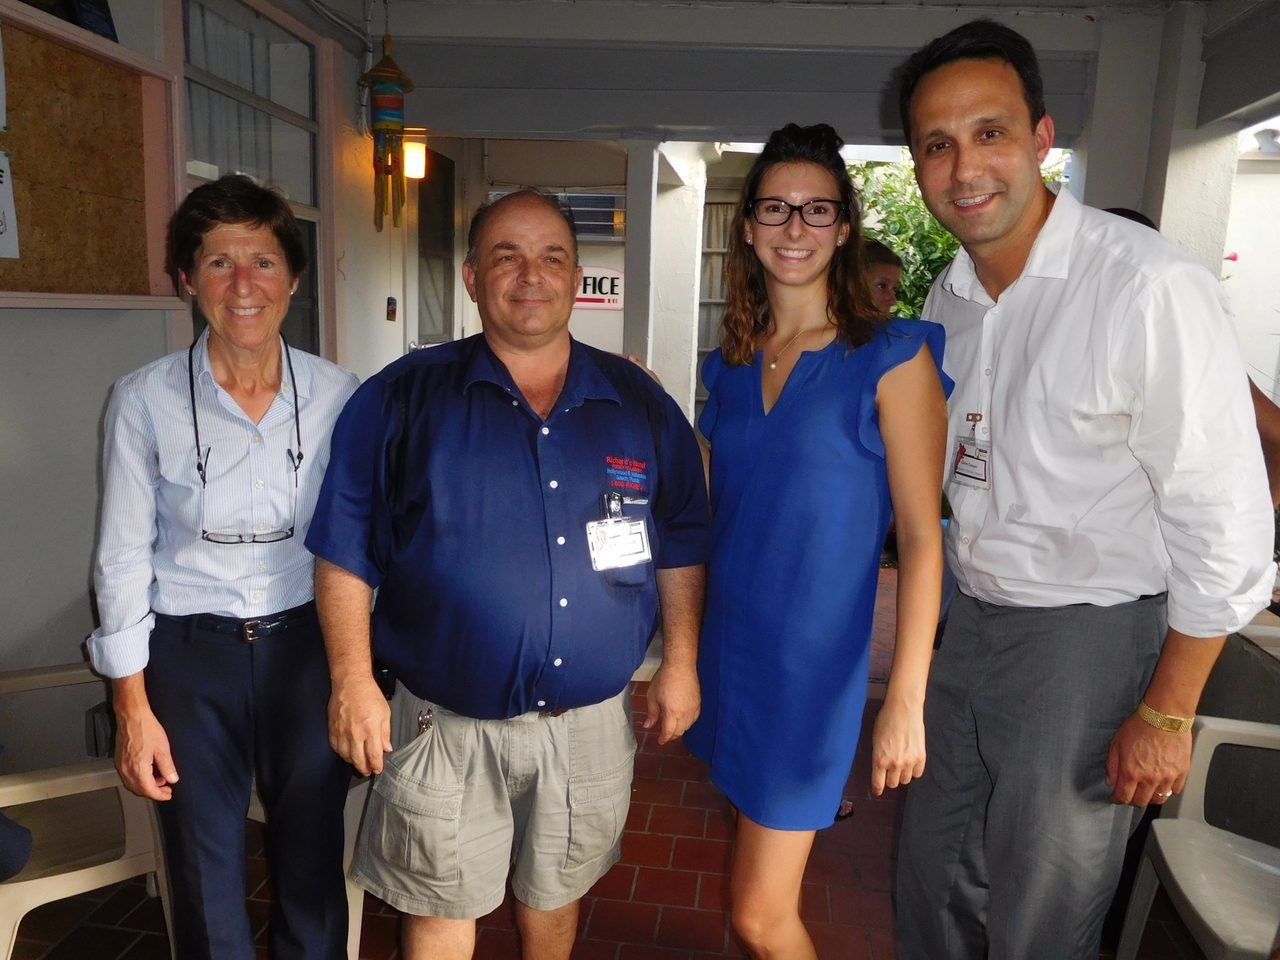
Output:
top-left (0, 153), bottom-right (19, 259)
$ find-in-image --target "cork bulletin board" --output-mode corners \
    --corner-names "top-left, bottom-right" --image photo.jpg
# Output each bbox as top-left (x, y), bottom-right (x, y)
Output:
top-left (0, 22), bottom-right (150, 294)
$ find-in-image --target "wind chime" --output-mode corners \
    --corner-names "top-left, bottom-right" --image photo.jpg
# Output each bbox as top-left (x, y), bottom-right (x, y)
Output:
top-left (358, 0), bottom-right (414, 231)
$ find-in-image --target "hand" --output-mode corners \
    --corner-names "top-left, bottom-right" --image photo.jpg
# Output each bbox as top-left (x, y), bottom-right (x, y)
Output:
top-left (114, 705), bottom-right (179, 801)
top-left (1106, 712), bottom-right (1191, 806)
top-left (328, 674), bottom-right (392, 776)
top-left (869, 696), bottom-right (926, 797)
top-left (644, 662), bottom-right (700, 745)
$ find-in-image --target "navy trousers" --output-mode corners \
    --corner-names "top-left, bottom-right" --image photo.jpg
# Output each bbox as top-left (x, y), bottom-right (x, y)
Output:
top-left (144, 605), bottom-right (350, 960)
top-left (896, 592), bottom-right (1166, 960)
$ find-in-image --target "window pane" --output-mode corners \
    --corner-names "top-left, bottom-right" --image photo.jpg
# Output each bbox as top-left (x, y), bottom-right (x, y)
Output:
top-left (187, 80), bottom-right (314, 205)
top-left (185, 0), bottom-right (313, 118)
top-left (418, 149), bottom-right (455, 345)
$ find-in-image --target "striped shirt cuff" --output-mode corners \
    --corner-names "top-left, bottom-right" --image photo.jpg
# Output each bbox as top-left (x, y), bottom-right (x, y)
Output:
top-left (87, 613), bottom-right (155, 678)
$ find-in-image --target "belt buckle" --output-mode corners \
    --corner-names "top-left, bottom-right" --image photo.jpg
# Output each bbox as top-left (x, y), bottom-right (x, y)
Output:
top-left (242, 619), bottom-right (264, 643)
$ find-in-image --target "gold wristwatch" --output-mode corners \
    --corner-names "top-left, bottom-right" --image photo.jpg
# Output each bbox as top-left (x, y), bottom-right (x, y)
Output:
top-left (1137, 700), bottom-right (1194, 734)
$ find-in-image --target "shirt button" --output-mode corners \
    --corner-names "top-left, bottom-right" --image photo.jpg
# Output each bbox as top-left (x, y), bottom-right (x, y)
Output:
top-left (258, 561), bottom-right (268, 572)
top-left (254, 479), bottom-right (265, 490)
top-left (537, 700), bottom-right (546, 708)
top-left (985, 368), bottom-right (992, 376)
top-left (549, 480), bottom-right (559, 489)
top-left (251, 435), bottom-right (263, 444)
top-left (541, 427), bottom-right (550, 436)
top-left (554, 658), bottom-right (563, 667)
top-left (252, 590), bottom-right (264, 601)
top-left (962, 536), bottom-right (970, 544)
top-left (559, 597), bottom-right (568, 607)
top-left (511, 399), bottom-right (519, 406)
top-left (254, 522), bottom-right (268, 534)
top-left (556, 536), bottom-right (566, 546)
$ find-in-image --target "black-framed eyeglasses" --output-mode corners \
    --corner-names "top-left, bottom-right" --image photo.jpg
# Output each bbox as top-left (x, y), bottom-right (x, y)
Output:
top-left (748, 197), bottom-right (847, 228)
top-left (187, 337), bottom-right (303, 544)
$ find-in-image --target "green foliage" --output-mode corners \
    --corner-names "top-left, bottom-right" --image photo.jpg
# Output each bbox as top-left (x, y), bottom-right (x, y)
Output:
top-left (849, 151), bottom-right (1068, 319)
top-left (849, 157), bottom-right (957, 319)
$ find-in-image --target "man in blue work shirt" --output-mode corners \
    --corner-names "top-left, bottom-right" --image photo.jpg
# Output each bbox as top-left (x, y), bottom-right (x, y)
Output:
top-left (305, 189), bottom-right (709, 960)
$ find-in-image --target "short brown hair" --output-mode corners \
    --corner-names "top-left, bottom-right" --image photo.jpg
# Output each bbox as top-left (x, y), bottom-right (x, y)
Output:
top-left (465, 189), bottom-right (579, 267)
top-left (167, 174), bottom-right (307, 280)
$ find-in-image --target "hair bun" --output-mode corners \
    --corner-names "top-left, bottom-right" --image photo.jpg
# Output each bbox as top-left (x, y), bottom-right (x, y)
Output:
top-left (764, 123), bottom-right (846, 163)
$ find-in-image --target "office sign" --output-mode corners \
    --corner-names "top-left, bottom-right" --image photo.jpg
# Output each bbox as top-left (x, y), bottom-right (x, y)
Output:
top-left (576, 266), bottom-right (623, 311)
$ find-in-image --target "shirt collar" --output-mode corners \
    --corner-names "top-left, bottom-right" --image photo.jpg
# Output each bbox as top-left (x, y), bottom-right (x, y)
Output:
top-left (191, 328), bottom-right (312, 400)
top-left (941, 182), bottom-right (1078, 304)
top-left (463, 335), bottom-right (622, 408)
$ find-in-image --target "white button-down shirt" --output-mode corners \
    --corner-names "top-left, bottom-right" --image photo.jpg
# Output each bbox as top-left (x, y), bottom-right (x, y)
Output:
top-left (88, 331), bottom-right (358, 677)
top-left (930, 186), bottom-right (1274, 637)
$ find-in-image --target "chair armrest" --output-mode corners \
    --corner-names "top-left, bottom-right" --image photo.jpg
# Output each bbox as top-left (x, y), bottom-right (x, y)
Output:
top-left (0, 662), bottom-right (99, 695)
top-left (1165, 715), bottom-right (1280, 822)
top-left (0, 759), bottom-right (122, 808)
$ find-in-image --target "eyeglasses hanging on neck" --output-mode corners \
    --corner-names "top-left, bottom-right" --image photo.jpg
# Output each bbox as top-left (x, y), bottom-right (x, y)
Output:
top-left (187, 337), bottom-right (303, 544)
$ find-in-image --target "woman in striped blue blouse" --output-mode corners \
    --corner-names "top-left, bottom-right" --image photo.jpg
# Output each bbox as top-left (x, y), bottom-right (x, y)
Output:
top-left (88, 175), bottom-right (359, 959)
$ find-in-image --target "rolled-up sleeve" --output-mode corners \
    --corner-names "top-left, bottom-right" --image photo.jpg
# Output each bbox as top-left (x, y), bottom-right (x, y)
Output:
top-left (1122, 264), bottom-right (1276, 636)
top-left (305, 377), bottom-right (396, 587)
top-left (88, 380), bottom-right (160, 678)
top-left (651, 392), bottom-right (711, 569)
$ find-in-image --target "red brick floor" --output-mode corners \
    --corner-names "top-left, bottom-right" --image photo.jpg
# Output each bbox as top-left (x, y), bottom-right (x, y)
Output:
top-left (13, 572), bottom-right (1205, 959)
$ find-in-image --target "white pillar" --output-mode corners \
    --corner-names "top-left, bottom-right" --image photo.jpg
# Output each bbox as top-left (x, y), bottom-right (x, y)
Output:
top-left (649, 142), bottom-right (712, 418)
top-left (622, 140), bottom-right (658, 362)
top-left (1142, 1), bottom-right (1243, 275)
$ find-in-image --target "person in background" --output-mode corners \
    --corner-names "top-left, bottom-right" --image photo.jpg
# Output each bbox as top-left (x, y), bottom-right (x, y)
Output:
top-left (306, 190), bottom-right (709, 960)
top-left (894, 21), bottom-right (1274, 959)
top-left (863, 237), bottom-right (904, 317)
top-left (1107, 206), bottom-right (1280, 509)
top-left (683, 123), bottom-right (950, 960)
top-left (89, 174), bottom-right (358, 959)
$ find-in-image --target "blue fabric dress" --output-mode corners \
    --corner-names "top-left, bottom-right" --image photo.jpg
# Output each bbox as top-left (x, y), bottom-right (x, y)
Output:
top-left (683, 318), bottom-right (951, 830)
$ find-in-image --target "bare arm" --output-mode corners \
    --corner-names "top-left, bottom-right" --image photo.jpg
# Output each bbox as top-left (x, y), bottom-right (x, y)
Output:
top-left (871, 347), bottom-right (948, 796)
top-left (646, 564), bottom-right (706, 744)
top-left (315, 558), bottom-right (391, 776)
top-left (112, 673), bottom-right (179, 801)
top-left (1106, 629), bottom-right (1226, 806)
top-left (1249, 379), bottom-right (1280, 508)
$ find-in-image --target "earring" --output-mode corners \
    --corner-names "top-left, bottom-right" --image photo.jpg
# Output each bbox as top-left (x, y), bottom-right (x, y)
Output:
top-left (745, 236), bottom-right (753, 245)
top-left (836, 239), bottom-right (845, 246)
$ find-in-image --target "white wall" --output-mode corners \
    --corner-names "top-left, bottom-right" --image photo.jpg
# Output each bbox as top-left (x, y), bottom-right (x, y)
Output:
top-left (569, 243), bottom-right (625, 353)
top-left (0, 308), bottom-right (172, 770)
top-left (1223, 157), bottom-right (1280, 400)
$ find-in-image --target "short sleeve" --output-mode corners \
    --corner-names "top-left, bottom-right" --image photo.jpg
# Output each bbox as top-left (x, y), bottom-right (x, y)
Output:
top-left (695, 348), bottom-right (725, 441)
top-left (856, 319), bottom-right (953, 459)
top-left (304, 376), bottom-right (398, 587)
top-left (652, 391), bottom-right (711, 568)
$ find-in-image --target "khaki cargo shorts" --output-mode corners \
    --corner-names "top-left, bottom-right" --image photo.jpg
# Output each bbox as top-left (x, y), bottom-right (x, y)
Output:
top-left (350, 687), bottom-right (636, 918)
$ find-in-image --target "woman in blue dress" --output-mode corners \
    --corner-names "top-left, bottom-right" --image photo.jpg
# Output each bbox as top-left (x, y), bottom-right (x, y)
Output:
top-left (682, 123), bottom-right (950, 958)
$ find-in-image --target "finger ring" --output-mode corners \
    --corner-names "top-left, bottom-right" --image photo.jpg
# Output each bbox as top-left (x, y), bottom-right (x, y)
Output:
top-left (1154, 790), bottom-right (1170, 800)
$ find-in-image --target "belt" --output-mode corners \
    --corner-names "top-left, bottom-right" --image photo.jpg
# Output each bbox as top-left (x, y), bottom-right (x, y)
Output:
top-left (541, 709), bottom-right (568, 718)
top-left (158, 601), bottom-right (316, 643)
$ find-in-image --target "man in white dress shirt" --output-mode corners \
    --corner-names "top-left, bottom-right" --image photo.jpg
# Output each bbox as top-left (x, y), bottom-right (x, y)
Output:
top-left (892, 20), bottom-right (1276, 960)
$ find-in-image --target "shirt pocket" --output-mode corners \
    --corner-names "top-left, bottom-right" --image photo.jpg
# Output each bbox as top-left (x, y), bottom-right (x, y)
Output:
top-left (366, 729), bottom-right (465, 881)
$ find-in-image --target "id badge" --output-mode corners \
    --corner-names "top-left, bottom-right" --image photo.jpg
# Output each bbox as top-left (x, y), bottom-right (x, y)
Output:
top-left (586, 492), bottom-right (652, 571)
top-left (951, 431), bottom-right (992, 490)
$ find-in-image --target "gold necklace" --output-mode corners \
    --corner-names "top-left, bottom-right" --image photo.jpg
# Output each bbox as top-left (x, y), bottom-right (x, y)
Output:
top-left (768, 325), bottom-right (828, 370)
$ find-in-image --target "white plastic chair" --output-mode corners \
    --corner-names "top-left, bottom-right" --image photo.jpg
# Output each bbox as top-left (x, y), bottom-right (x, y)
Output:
top-left (0, 665), bottom-right (173, 960)
top-left (248, 776), bottom-right (371, 960)
top-left (1117, 715), bottom-right (1280, 960)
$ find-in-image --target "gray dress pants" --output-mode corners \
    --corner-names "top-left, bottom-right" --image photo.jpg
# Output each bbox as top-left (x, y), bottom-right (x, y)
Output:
top-left (896, 591), bottom-right (1167, 960)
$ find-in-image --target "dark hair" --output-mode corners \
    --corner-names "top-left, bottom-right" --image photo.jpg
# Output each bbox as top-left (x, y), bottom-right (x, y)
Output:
top-left (465, 189), bottom-right (579, 267)
top-left (1105, 207), bottom-right (1157, 230)
top-left (897, 19), bottom-right (1046, 147)
top-left (167, 174), bottom-right (307, 280)
top-left (720, 123), bottom-right (880, 367)
top-left (862, 237), bottom-right (903, 269)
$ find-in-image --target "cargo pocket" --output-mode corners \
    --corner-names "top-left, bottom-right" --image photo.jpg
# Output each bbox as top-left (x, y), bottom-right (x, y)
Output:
top-left (367, 735), bottom-right (465, 882)
top-left (565, 758), bottom-right (634, 868)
